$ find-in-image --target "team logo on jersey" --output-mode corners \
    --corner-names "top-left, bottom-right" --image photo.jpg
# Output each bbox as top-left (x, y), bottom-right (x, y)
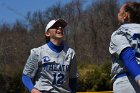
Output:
top-left (42, 56), bottom-right (50, 63)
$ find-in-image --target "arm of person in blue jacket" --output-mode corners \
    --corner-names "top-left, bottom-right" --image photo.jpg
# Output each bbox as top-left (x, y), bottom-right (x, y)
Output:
top-left (120, 47), bottom-right (140, 86)
top-left (22, 74), bottom-right (41, 93)
top-left (69, 78), bottom-right (77, 93)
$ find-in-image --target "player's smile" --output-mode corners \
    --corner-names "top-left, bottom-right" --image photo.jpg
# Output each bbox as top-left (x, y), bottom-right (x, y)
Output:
top-left (48, 26), bottom-right (65, 39)
top-left (56, 27), bottom-right (64, 36)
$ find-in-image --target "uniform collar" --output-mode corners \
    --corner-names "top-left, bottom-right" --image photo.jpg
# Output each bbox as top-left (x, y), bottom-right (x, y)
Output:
top-left (47, 41), bottom-right (64, 53)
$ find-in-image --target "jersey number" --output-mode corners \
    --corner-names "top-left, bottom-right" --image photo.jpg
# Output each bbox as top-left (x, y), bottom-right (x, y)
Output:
top-left (52, 73), bottom-right (64, 85)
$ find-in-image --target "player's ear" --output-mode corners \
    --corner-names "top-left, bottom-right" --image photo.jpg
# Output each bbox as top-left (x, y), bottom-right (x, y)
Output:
top-left (45, 31), bottom-right (50, 37)
top-left (123, 12), bottom-right (129, 21)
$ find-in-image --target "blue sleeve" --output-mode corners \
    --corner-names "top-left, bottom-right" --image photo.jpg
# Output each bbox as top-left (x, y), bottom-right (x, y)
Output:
top-left (120, 47), bottom-right (140, 79)
top-left (22, 74), bottom-right (34, 92)
top-left (69, 78), bottom-right (77, 93)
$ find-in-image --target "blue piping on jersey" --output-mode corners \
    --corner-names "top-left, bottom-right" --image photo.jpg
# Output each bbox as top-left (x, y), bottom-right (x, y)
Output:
top-left (47, 41), bottom-right (64, 53)
top-left (120, 47), bottom-right (140, 80)
top-left (22, 74), bottom-right (34, 92)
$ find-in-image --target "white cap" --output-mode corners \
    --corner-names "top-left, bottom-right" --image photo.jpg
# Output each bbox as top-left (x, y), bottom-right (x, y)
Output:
top-left (45, 19), bottom-right (67, 33)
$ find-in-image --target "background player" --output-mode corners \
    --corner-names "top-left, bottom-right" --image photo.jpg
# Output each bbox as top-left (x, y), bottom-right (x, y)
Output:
top-left (109, 2), bottom-right (140, 93)
top-left (22, 19), bottom-right (77, 93)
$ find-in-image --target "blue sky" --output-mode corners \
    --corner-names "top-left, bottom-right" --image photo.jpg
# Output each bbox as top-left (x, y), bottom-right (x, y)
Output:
top-left (0, 0), bottom-right (129, 24)
top-left (0, 0), bottom-right (92, 24)
top-left (0, 0), bottom-right (72, 24)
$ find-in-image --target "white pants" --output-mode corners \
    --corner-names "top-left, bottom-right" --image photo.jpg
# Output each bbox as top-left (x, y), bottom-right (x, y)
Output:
top-left (113, 76), bottom-right (140, 93)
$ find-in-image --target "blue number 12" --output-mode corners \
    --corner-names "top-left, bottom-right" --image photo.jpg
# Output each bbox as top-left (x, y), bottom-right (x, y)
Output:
top-left (52, 73), bottom-right (64, 85)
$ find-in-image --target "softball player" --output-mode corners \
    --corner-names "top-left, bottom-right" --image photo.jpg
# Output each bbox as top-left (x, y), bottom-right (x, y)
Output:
top-left (22, 19), bottom-right (77, 93)
top-left (109, 2), bottom-right (140, 93)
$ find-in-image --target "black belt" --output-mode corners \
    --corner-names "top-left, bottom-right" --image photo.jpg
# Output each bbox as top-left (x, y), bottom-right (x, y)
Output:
top-left (115, 72), bottom-right (130, 79)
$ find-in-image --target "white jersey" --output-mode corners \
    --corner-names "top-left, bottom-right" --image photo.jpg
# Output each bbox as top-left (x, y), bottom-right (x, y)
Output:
top-left (23, 43), bottom-right (77, 93)
top-left (109, 23), bottom-right (140, 81)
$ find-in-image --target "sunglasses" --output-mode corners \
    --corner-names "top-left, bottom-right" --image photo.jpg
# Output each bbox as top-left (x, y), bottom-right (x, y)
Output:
top-left (50, 24), bottom-right (65, 29)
